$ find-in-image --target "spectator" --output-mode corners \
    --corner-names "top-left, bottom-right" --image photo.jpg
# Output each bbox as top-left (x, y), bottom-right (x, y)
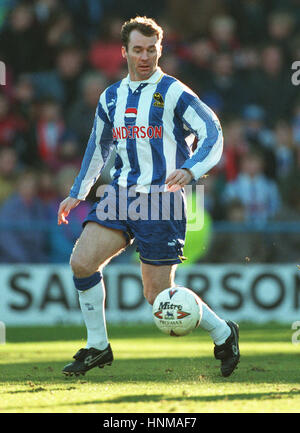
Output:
top-left (156, 18), bottom-right (182, 56)
top-left (234, 45), bottom-right (260, 73)
top-left (0, 0), bottom-right (17, 31)
top-left (29, 42), bottom-right (87, 108)
top-left (52, 42), bottom-right (87, 108)
top-left (204, 198), bottom-right (270, 263)
top-left (199, 173), bottom-right (219, 217)
top-left (47, 165), bottom-right (91, 262)
top-left (273, 120), bottom-right (295, 180)
top-left (88, 17), bottom-right (126, 81)
top-left (165, 0), bottom-right (224, 39)
top-left (223, 151), bottom-right (281, 224)
top-left (13, 74), bottom-right (35, 121)
top-left (159, 52), bottom-right (181, 80)
top-left (248, 44), bottom-right (296, 125)
top-left (0, 3), bottom-right (47, 77)
top-left (289, 33), bottom-right (300, 63)
top-left (272, 169), bottom-right (300, 262)
top-left (0, 92), bottom-right (27, 148)
top-left (227, 0), bottom-right (268, 45)
top-left (221, 116), bottom-right (248, 181)
top-left (54, 130), bottom-right (81, 171)
top-left (27, 97), bottom-right (65, 169)
top-left (292, 100), bottom-right (300, 148)
top-left (243, 105), bottom-right (275, 147)
top-left (201, 51), bottom-right (248, 116)
top-left (242, 104), bottom-right (276, 179)
top-left (44, 9), bottom-right (83, 67)
top-left (179, 37), bottom-right (214, 95)
top-left (37, 166), bottom-right (58, 205)
top-left (67, 72), bottom-right (108, 152)
top-left (267, 10), bottom-right (295, 62)
top-left (34, 0), bottom-right (63, 26)
top-left (0, 170), bottom-right (49, 263)
top-left (63, 0), bottom-right (107, 43)
top-left (0, 147), bottom-right (18, 204)
top-left (209, 15), bottom-right (240, 53)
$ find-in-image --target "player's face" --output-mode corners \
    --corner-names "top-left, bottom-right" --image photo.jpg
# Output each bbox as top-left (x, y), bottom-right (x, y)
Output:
top-left (122, 30), bottom-right (162, 81)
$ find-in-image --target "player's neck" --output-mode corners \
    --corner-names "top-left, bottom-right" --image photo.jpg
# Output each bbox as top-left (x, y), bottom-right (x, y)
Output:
top-left (128, 66), bottom-right (158, 82)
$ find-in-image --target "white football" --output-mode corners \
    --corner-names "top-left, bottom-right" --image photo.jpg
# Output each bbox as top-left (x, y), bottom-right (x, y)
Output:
top-left (152, 286), bottom-right (202, 336)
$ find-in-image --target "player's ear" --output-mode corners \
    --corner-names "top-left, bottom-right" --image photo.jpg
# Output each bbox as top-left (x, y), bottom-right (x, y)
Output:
top-left (157, 43), bottom-right (163, 59)
top-left (121, 46), bottom-right (127, 59)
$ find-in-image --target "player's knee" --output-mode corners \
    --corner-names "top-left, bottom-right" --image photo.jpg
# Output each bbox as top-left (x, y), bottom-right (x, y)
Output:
top-left (143, 285), bottom-right (159, 305)
top-left (70, 254), bottom-right (95, 278)
top-left (144, 292), bottom-right (156, 306)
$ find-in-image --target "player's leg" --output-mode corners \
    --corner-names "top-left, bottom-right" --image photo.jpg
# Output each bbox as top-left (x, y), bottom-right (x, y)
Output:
top-left (63, 222), bottom-right (128, 376)
top-left (141, 262), bottom-right (177, 305)
top-left (141, 260), bottom-right (238, 377)
top-left (136, 191), bottom-right (239, 376)
top-left (141, 262), bottom-right (230, 345)
top-left (70, 221), bottom-right (128, 277)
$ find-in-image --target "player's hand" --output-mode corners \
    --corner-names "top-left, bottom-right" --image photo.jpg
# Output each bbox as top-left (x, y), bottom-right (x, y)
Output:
top-left (165, 169), bottom-right (194, 192)
top-left (57, 196), bottom-right (81, 225)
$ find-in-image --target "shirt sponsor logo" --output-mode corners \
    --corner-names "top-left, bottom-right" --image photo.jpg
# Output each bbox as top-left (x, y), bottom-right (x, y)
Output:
top-left (112, 125), bottom-right (163, 140)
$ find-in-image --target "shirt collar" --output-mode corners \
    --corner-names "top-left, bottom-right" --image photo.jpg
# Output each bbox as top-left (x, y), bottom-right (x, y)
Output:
top-left (123, 67), bottom-right (164, 85)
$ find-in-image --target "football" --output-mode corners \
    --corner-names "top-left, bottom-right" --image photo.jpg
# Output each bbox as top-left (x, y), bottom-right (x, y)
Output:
top-left (152, 286), bottom-right (202, 336)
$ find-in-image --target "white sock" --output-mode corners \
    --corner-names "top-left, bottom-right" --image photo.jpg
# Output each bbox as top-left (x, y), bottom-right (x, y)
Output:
top-left (77, 278), bottom-right (108, 351)
top-left (199, 301), bottom-right (231, 345)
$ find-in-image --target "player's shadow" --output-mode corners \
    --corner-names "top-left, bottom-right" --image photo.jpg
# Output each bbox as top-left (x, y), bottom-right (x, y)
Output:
top-left (74, 388), bottom-right (300, 406)
top-left (5, 388), bottom-right (300, 412)
top-left (1, 352), bottom-right (300, 385)
top-left (6, 323), bottom-right (293, 343)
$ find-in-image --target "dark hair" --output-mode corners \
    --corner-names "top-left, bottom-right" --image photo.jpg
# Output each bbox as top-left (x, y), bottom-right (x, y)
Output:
top-left (121, 16), bottom-right (163, 50)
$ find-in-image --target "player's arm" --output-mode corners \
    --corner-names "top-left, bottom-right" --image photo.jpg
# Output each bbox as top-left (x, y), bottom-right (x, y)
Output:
top-left (165, 168), bottom-right (193, 192)
top-left (57, 196), bottom-right (81, 225)
top-left (166, 91), bottom-right (223, 191)
top-left (167, 91), bottom-right (223, 191)
top-left (58, 93), bottom-right (113, 225)
top-left (181, 94), bottom-right (223, 178)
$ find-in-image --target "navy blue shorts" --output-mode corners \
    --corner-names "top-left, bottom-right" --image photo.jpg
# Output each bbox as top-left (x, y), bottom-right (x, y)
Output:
top-left (83, 184), bottom-right (187, 266)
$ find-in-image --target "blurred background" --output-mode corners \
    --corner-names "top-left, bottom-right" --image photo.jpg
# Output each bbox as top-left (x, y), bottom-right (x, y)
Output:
top-left (0, 0), bottom-right (300, 325)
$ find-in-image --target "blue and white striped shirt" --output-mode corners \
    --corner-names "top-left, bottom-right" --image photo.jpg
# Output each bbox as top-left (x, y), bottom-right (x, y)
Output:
top-left (70, 67), bottom-right (223, 199)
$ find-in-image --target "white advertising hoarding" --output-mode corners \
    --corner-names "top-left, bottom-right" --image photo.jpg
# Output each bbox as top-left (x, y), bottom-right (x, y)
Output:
top-left (0, 264), bottom-right (299, 325)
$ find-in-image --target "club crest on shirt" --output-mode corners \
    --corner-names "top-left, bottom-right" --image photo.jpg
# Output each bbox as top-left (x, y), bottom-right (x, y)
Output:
top-left (153, 92), bottom-right (164, 107)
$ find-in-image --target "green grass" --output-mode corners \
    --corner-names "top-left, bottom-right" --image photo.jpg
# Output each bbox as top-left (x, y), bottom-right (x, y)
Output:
top-left (0, 323), bottom-right (300, 413)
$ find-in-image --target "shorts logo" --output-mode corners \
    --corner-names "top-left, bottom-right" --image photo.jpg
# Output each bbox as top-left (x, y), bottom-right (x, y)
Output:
top-left (153, 92), bottom-right (164, 107)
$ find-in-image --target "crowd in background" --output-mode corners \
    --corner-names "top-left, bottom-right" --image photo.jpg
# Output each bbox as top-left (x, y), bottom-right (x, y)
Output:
top-left (0, 0), bottom-right (299, 264)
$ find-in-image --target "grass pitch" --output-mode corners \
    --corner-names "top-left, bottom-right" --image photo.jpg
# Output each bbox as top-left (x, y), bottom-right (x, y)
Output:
top-left (0, 323), bottom-right (300, 413)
